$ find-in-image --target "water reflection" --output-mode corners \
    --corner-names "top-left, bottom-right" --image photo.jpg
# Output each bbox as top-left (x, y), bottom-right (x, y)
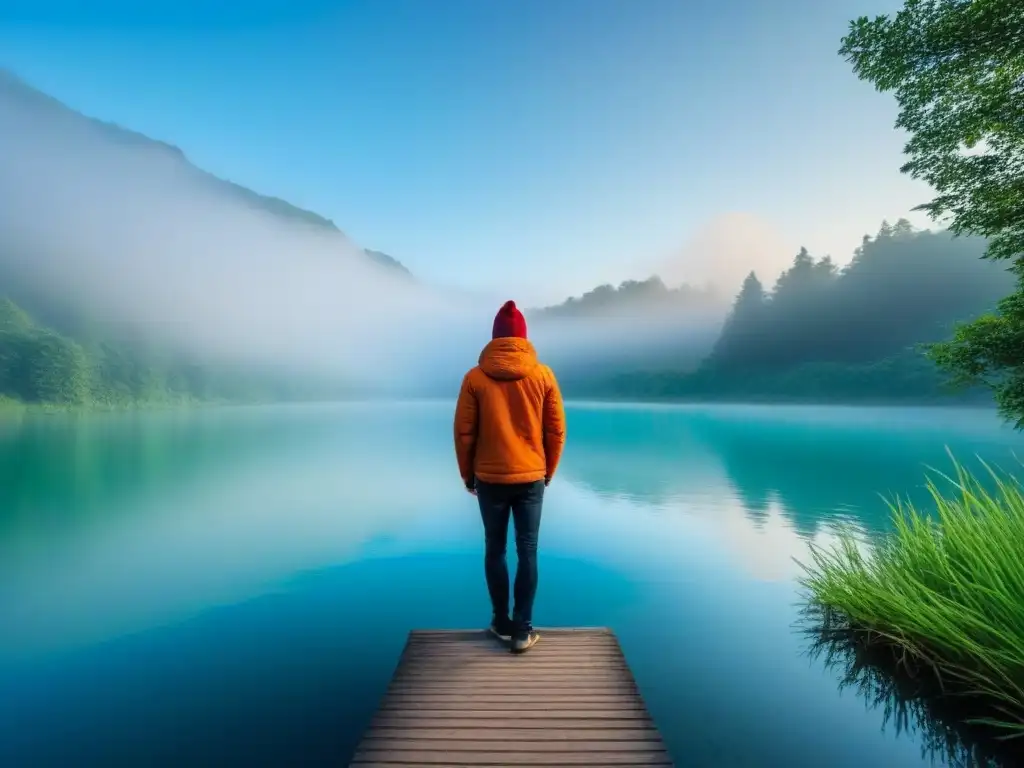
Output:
top-left (800, 606), bottom-right (1021, 768)
top-left (1, 401), bottom-right (1020, 768)
top-left (562, 403), bottom-right (1018, 538)
top-left (558, 402), bottom-right (1021, 591)
top-left (0, 403), bottom-right (462, 657)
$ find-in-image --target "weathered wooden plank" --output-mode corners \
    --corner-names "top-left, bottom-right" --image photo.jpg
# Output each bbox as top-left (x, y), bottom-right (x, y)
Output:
top-left (404, 639), bottom-right (617, 648)
top-left (403, 641), bottom-right (619, 652)
top-left (403, 652), bottom-right (624, 658)
top-left (388, 675), bottom-right (635, 685)
top-left (361, 727), bottom-right (658, 740)
top-left (396, 670), bottom-right (631, 677)
top-left (350, 628), bottom-right (672, 767)
top-left (382, 694), bottom-right (643, 703)
top-left (380, 694), bottom-right (645, 704)
top-left (357, 738), bottom-right (669, 752)
top-left (378, 704), bottom-right (648, 713)
top-left (398, 654), bottom-right (628, 663)
top-left (385, 684), bottom-right (638, 696)
top-left (407, 634), bottom-right (613, 641)
top-left (351, 750), bottom-right (672, 765)
top-left (406, 638), bottom-right (615, 644)
top-left (396, 668), bottom-right (631, 675)
top-left (407, 627), bottom-right (612, 637)
top-left (399, 660), bottom-right (629, 668)
top-left (368, 716), bottom-right (655, 730)
top-left (401, 651), bottom-right (623, 659)
top-left (399, 656), bottom-right (628, 665)
top-left (375, 707), bottom-right (650, 718)
top-left (404, 639), bottom-right (615, 644)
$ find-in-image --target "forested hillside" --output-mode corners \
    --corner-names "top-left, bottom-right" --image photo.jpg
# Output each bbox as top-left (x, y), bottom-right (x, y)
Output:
top-left (0, 297), bottom-right (356, 406)
top-left (535, 276), bottom-right (722, 319)
top-left (0, 70), bottom-right (402, 407)
top-left (573, 221), bottom-right (1014, 404)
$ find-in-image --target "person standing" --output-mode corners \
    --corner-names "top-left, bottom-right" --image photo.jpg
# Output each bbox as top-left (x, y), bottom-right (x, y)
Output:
top-left (453, 300), bottom-right (566, 653)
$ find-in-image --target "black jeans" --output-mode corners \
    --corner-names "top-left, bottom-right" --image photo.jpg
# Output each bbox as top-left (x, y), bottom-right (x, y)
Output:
top-left (475, 478), bottom-right (544, 635)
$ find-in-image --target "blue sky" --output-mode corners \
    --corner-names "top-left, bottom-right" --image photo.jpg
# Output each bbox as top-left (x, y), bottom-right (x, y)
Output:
top-left (0, 0), bottom-right (927, 303)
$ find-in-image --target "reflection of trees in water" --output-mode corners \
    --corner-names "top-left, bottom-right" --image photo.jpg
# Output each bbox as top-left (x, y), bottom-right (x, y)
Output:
top-left (561, 405), bottom-right (1018, 540)
top-left (687, 414), bottom-right (941, 538)
top-left (559, 406), bottom-right (725, 504)
top-left (800, 605), bottom-right (1021, 768)
top-left (0, 408), bottom-right (323, 532)
top-left (0, 405), bottom-right (456, 653)
top-left (691, 411), bottom-right (1022, 540)
top-left (0, 404), bottom-right (442, 539)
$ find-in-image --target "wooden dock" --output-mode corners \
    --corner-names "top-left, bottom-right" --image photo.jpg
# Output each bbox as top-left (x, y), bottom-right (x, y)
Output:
top-left (350, 627), bottom-right (673, 766)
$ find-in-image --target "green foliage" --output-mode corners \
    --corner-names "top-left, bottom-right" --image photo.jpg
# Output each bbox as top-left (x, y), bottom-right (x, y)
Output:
top-left (0, 296), bottom-right (355, 408)
top-left (23, 331), bottom-right (90, 404)
top-left (0, 324), bottom-right (89, 405)
top-left (930, 282), bottom-right (1024, 426)
top-left (709, 271), bottom-right (766, 364)
top-left (580, 350), bottom-right (982, 404)
top-left (578, 225), bottom-right (1010, 404)
top-left (839, 0), bottom-right (1024, 424)
top-left (0, 297), bottom-right (32, 332)
top-left (798, 459), bottom-right (1024, 736)
top-left (709, 223), bottom-right (1011, 371)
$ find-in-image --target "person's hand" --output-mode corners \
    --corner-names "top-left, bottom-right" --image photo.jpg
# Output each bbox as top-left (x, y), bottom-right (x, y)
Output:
top-left (544, 477), bottom-right (551, 487)
top-left (465, 480), bottom-right (477, 496)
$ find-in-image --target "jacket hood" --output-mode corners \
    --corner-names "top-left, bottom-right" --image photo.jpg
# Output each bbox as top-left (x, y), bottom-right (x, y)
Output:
top-left (478, 337), bottom-right (539, 381)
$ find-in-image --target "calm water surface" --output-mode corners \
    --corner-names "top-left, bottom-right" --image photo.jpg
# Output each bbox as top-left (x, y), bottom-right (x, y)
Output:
top-left (0, 401), bottom-right (1019, 767)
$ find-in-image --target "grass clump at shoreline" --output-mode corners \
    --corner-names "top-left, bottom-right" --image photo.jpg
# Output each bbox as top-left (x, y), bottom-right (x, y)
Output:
top-left (798, 458), bottom-right (1024, 738)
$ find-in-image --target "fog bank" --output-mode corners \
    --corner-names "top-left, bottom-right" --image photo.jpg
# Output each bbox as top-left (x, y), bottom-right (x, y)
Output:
top-left (0, 77), bottom-right (729, 394)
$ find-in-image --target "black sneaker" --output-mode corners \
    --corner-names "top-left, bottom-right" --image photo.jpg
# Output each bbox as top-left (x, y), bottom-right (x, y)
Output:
top-left (511, 630), bottom-right (540, 654)
top-left (489, 615), bottom-right (514, 642)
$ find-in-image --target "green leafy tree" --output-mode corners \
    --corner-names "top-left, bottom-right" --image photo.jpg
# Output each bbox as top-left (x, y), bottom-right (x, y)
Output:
top-left (0, 294), bottom-right (360, 407)
top-left (839, 0), bottom-right (1024, 425)
top-left (0, 297), bottom-right (33, 333)
top-left (0, 321), bottom-right (89, 404)
top-left (23, 331), bottom-right (90, 404)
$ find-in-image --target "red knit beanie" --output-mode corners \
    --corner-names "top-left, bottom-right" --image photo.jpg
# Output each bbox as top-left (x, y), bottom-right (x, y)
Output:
top-left (492, 300), bottom-right (528, 339)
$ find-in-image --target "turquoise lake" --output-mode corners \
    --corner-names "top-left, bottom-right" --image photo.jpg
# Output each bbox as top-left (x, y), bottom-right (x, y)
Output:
top-left (0, 401), bottom-right (1018, 767)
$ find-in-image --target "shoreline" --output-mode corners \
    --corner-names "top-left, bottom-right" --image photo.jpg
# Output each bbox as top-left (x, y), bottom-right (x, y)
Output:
top-left (0, 393), bottom-right (999, 415)
top-left (799, 463), bottom-right (1024, 747)
top-left (562, 393), bottom-right (994, 409)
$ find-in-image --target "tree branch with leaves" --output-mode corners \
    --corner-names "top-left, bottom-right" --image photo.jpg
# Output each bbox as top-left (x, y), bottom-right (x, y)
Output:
top-left (840, 0), bottom-right (1024, 425)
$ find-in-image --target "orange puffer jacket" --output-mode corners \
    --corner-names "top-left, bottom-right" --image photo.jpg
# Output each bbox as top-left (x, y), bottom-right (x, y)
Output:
top-left (454, 337), bottom-right (566, 486)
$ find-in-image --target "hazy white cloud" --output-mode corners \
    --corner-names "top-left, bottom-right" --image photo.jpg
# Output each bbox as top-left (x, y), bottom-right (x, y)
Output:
top-left (0, 90), bottom-right (519, 390)
top-left (653, 211), bottom-right (800, 296)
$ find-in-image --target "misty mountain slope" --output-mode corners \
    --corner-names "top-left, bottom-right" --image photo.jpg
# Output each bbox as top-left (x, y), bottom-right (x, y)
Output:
top-left (0, 67), bottom-right (471, 398)
top-left (528, 275), bottom-right (728, 383)
top-left (0, 69), bottom-right (410, 279)
top-left (0, 68), bottom-right (719, 405)
top-left (0, 293), bottom-right (366, 406)
top-left (534, 276), bottom-right (723, 320)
